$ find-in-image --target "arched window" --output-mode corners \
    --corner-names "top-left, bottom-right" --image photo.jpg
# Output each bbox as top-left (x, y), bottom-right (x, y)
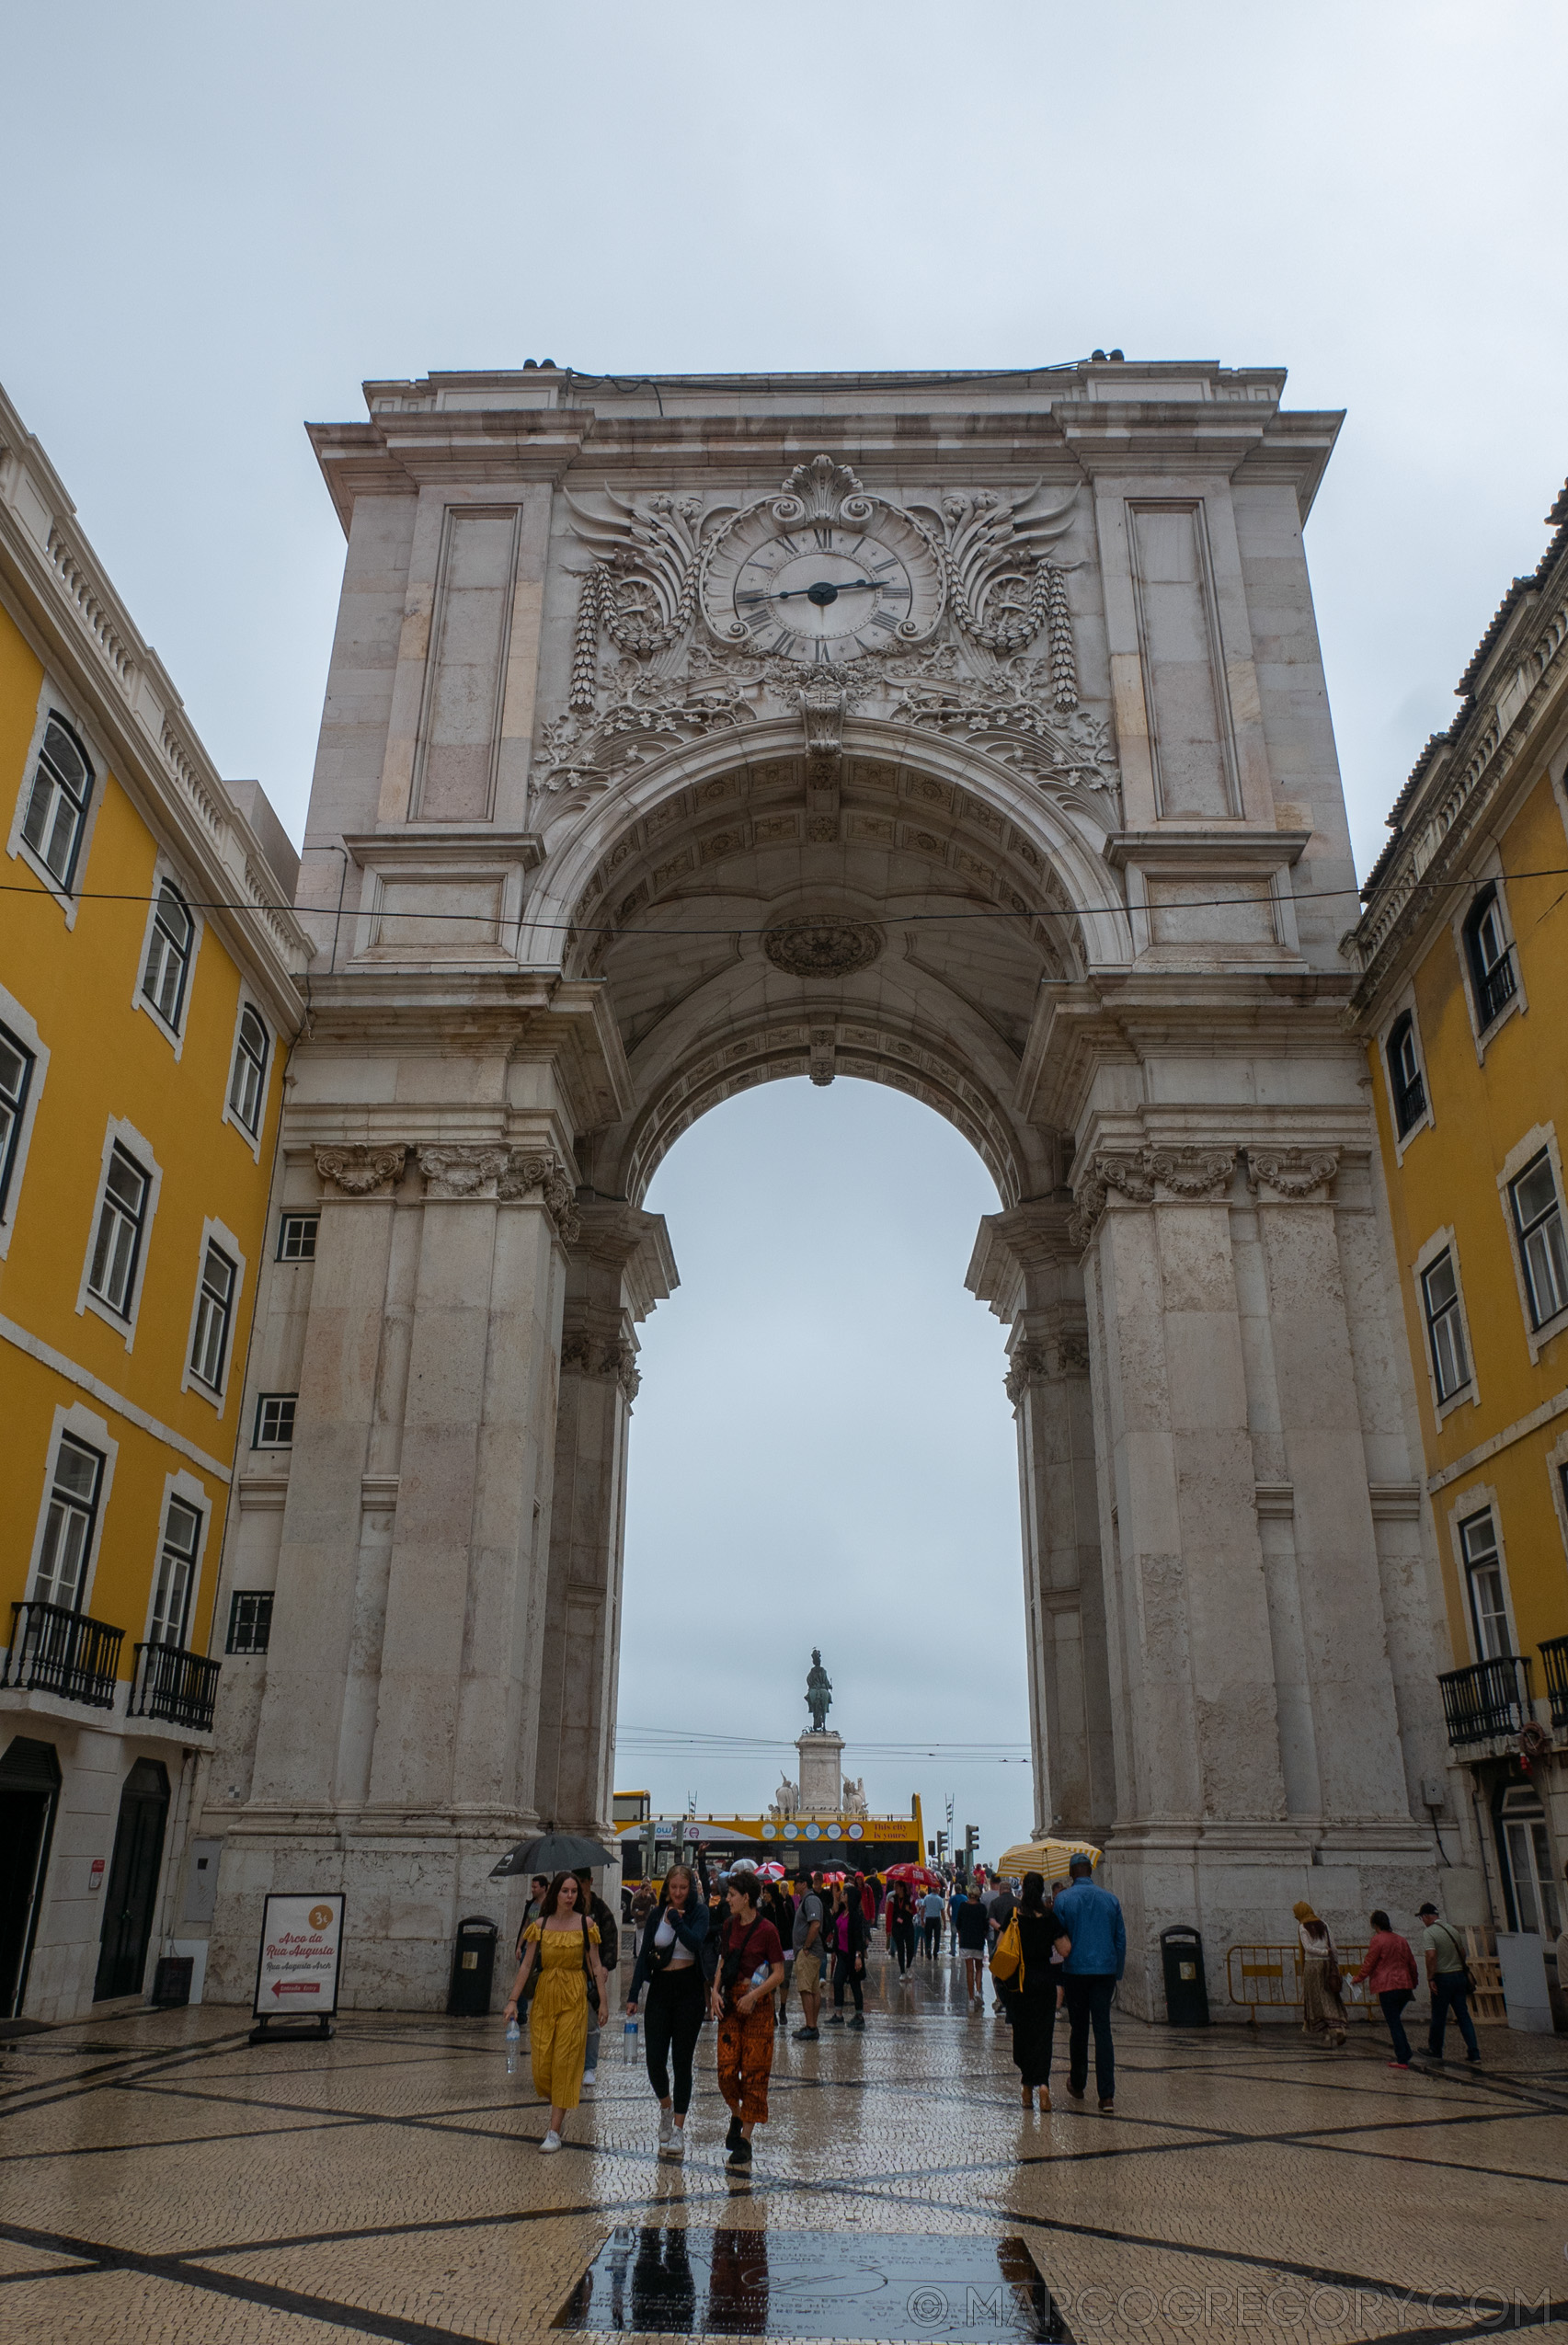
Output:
top-left (228, 1004), bottom-right (269, 1135)
top-left (142, 881), bottom-right (194, 1030)
top-left (1386, 1012), bottom-right (1425, 1137)
top-left (20, 715), bottom-right (94, 890)
top-left (1463, 887), bottom-right (1516, 1029)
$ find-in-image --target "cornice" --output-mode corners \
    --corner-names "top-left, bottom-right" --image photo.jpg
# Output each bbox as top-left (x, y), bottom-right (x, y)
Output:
top-left (307, 412), bottom-right (594, 533)
top-left (1016, 973), bottom-right (1358, 1130)
top-left (0, 382), bottom-right (310, 1018)
top-left (1345, 544), bottom-right (1568, 1015)
top-left (292, 969), bottom-right (633, 1129)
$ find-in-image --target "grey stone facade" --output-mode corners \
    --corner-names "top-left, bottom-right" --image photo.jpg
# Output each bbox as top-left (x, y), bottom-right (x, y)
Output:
top-left (201, 360), bottom-right (1451, 2017)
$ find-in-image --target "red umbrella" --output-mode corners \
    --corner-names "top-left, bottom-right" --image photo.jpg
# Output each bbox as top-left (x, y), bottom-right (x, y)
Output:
top-left (755, 1861), bottom-right (785, 1881)
top-left (885, 1862), bottom-right (942, 1893)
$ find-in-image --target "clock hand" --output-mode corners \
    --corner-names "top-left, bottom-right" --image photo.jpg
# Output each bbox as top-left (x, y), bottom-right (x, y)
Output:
top-left (736, 578), bottom-right (890, 606)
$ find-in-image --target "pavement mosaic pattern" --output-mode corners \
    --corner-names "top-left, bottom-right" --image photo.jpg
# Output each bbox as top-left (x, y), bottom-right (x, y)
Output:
top-left (2, 1945), bottom-right (1566, 2344)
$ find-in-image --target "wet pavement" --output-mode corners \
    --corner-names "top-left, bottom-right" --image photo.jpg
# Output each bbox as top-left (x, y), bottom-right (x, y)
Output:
top-left (2, 1945), bottom-right (1565, 2342)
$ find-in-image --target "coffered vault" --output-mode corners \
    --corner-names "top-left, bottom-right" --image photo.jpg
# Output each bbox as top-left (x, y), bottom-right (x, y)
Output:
top-left (201, 360), bottom-right (1452, 2019)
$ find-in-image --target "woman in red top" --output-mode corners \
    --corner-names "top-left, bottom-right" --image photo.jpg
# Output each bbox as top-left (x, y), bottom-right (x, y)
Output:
top-left (1350, 1909), bottom-right (1420, 2067)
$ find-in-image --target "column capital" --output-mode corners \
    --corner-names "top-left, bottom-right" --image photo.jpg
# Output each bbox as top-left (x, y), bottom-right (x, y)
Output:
top-left (1244, 1148), bottom-right (1339, 1203)
top-left (315, 1142), bottom-right (408, 1196)
top-left (561, 1329), bottom-right (642, 1402)
top-left (1067, 1145), bottom-right (1236, 1252)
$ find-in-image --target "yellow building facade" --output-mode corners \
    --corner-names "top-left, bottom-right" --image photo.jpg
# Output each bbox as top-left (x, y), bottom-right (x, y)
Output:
top-left (1350, 481), bottom-right (1568, 2001)
top-left (0, 383), bottom-right (307, 2022)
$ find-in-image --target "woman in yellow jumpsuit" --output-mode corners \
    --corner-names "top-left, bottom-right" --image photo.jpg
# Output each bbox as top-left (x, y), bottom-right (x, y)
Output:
top-left (504, 1871), bottom-right (609, 2152)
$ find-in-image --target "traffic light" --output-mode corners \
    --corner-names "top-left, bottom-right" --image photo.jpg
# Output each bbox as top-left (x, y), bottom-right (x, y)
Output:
top-left (926, 1839), bottom-right (935, 1858)
top-left (936, 1829), bottom-right (948, 1865)
top-left (964, 1824), bottom-right (979, 1874)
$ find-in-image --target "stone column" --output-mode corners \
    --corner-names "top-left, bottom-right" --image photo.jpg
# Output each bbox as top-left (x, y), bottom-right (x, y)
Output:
top-left (247, 1144), bottom-right (411, 1814)
top-left (1076, 1147), bottom-right (1292, 2009)
top-left (531, 1204), bottom-right (677, 1841)
top-left (969, 1204), bottom-right (1116, 1850)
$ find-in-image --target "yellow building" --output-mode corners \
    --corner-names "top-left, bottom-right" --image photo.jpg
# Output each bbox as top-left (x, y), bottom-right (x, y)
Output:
top-left (1349, 480), bottom-right (1568, 1988)
top-left (0, 383), bottom-right (307, 2022)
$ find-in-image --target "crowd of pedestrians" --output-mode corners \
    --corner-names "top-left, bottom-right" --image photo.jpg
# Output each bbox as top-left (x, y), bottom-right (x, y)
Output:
top-left (503, 1851), bottom-right (1497, 2166)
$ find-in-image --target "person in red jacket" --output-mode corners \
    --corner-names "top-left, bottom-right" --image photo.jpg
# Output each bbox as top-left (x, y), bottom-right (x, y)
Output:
top-left (1350, 1909), bottom-right (1420, 2067)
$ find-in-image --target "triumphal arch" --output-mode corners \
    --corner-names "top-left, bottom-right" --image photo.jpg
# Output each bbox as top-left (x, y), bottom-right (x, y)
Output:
top-left (204, 360), bottom-right (1451, 2015)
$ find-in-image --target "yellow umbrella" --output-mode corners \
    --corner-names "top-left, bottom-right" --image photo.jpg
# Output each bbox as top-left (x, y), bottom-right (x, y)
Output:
top-left (991, 1837), bottom-right (1101, 1882)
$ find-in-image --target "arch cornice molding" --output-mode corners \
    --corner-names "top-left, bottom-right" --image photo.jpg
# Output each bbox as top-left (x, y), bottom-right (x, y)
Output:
top-left (607, 1001), bottom-right (1047, 1207)
top-left (518, 717), bottom-right (1134, 971)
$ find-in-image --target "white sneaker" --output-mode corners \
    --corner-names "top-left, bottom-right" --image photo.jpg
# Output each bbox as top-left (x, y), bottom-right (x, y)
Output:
top-left (658, 2106), bottom-right (674, 2144)
top-left (661, 2132), bottom-right (685, 2162)
top-left (581, 2068), bottom-right (597, 2088)
top-left (540, 2129), bottom-right (562, 2154)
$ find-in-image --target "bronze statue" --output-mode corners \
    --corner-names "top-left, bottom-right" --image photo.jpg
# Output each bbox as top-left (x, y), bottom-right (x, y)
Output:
top-left (805, 1648), bottom-right (832, 1733)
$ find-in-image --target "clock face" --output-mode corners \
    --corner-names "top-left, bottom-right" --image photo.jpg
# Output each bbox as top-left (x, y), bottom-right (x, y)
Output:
top-left (704, 501), bottom-right (943, 665)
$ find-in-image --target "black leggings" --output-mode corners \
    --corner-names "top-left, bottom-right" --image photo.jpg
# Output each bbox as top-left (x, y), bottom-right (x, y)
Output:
top-left (922, 1917), bottom-right (942, 1956)
top-left (832, 1951), bottom-right (864, 2012)
top-left (890, 1920), bottom-right (917, 1973)
top-left (644, 1967), bottom-right (705, 2116)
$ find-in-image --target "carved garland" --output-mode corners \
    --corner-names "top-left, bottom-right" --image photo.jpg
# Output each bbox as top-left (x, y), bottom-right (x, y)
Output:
top-left (315, 1144), bottom-right (408, 1197)
top-left (1245, 1150), bottom-right (1340, 1202)
top-left (1066, 1147), bottom-right (1237, 1253)
top-left (389, 1144), bottom-right (582, 1241)
top-left (561, 1331), bottom-right (643, 1403)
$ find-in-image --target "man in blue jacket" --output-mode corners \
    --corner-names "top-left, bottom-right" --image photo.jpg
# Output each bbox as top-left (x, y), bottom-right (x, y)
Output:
top-left (1051, 1852), bottom-right (1126, 2112)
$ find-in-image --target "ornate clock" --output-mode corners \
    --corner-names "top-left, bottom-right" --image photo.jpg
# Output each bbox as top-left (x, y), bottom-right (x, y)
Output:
top-left (702, 456), bottom-right (944, 666)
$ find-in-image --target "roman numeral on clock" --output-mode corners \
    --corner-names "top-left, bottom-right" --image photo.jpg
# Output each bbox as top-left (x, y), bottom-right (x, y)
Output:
top-left (871, 608), bottom-right (899, 631)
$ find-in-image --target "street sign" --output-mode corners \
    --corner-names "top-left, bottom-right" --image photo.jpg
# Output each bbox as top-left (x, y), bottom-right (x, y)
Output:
top-left (249, 1893), bottom-right (345, 2042)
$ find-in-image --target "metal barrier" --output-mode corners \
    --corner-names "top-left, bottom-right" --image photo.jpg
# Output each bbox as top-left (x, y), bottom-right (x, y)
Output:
top-left (1226, 1943), bottom-right (1373, 2022)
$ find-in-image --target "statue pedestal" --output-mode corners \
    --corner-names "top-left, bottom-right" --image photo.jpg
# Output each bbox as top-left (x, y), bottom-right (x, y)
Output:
top-left (796, 1730), bottom-right (844, 1813)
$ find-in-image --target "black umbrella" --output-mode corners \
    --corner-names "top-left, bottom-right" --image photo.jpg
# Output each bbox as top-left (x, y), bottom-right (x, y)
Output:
top-left (489, 1829), bottom-right (617, 1880)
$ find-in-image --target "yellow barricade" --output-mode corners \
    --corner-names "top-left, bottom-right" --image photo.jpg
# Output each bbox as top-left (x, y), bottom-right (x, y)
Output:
top-left (1225, 1943), bottom-right (1373, 2021)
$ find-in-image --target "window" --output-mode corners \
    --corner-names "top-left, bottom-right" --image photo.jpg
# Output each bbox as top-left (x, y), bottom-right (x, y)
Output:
top-left (253, 1392), bottom-right (296, 1448)
top-left (87, 1145), bottom-right (150, 1318)
top-left (1459, 1510), bottom-right (1510, 1660)
top-left (1463, 886), bottom-right (1516, 1028)
top-left (189, 1241), bottom-right (236, 1390)
top-left (1421, 1251), bottom-right (1471, 1401)
top-left (141, 881), bottom-right (194, 1030)
top-left (1497, 1788), bottom-right (1562, 1938)
top-left (0, 1022), bottom-right (35, 1220)
top-left (20, 715), bottom-right (94, 890)
top-left (148, 1497), bottom-right (202, 1649)
top-left (1386, 1012), bottom-right (1426, 1138)
top-left (228, 1006), bottom-right (269, 1136)
top-left (30, 1435), bottom-right (105, 1611)
top-left (1509, 1152), bottom-right (1568, 1328)
top-left (277, 1212), bottom-right (318, 1262)
top-left (226, 1591), bottom-right (273, 1654)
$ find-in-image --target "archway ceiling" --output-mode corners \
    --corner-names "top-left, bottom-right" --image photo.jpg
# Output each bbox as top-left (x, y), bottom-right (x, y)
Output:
top-left (565, 751), bottom-right (1070, 1205)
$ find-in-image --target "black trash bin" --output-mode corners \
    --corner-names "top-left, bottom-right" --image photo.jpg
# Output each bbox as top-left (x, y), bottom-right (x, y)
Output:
top-left (447, 1916), bottom-right (499, 2018)
top-left (1161, 1926), bottom-right (1209, 2026)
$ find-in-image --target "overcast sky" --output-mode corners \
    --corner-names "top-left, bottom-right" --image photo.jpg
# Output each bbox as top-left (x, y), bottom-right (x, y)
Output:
top-left (5, 2), bottom-right (1565, 1864)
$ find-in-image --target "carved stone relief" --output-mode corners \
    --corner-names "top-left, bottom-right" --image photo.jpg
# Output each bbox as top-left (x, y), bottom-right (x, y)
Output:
top-left (561, 1330), bottom-right (642, 1402)
top-left (761, 918), bottom-right (886, 981)
top-left (1067, 1146), bottom-right (1237, 1253)
top-left (315, 1144), bottom-right (408, 1197)
top-left (538, 459), bottom-right (1120, 819)
top-left (1245, 1149), bottom-right (1340, 1202)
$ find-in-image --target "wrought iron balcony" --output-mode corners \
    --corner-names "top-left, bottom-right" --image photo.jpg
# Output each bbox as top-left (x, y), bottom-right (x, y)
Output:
top-left (1539, 1636), bottom-right (1568, 1732)
top-left (1438, 1653), bottom-right (1533, 1747)
top-left (1476, 947), bottom-right (1517, 1027)
top-left (130, 1640), bottom-right (222, 1733)
top-left (3, 1598), bottom-right (123, 1709)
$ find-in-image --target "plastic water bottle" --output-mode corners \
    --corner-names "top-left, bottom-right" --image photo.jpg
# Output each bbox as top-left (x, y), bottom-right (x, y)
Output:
top-left (505, 2019), bottom-right (521, 2076)
top-left (751, 1964), bottom-right (771, 1988)
top-left (624, 2013), bottom-right (638, 2063)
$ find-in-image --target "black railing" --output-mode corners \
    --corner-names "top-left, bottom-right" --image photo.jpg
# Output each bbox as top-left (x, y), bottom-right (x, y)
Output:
top-left (1438, 1653), bottom-right (1533, 1747)
top-left (3, 1599), bottom-right (123, 1708)
top-left (1540, 1636), bottom-right (1568, 1732)
top-left (130, 1640), bottom-right (222, 1733)
top-left (1477, 948), bottom-right (1517, 1027)
top-left (1392, 1070), bottom-right (1427, 1136)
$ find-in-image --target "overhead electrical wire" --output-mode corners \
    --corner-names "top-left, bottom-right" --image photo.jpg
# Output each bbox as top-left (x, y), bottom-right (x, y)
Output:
top-left (6, 861), bottom-right (1560, 944)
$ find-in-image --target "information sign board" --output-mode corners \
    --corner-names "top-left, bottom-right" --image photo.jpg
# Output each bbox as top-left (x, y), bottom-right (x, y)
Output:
top-left (251, 1893), bottom-right (345, 2037)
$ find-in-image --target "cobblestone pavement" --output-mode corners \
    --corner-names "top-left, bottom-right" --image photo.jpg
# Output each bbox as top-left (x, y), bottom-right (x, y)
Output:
top-left (2, 1947), bottom-right (1566, 2344)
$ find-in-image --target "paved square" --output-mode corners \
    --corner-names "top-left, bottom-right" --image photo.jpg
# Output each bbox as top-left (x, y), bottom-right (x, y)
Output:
top-left (2, 1950), bottom-right (1565, 2342)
